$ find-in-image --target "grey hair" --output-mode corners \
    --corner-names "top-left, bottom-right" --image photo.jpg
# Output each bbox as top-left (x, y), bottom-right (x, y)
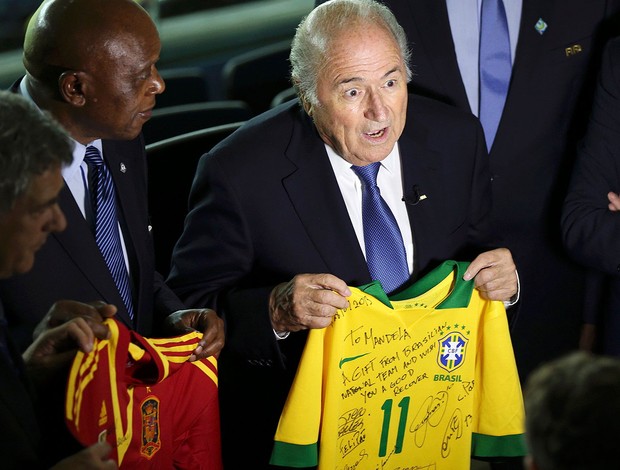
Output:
top-left (290, 0), bottom-right (412, 107)
top-left (0, 90), bottom-right (72, 213)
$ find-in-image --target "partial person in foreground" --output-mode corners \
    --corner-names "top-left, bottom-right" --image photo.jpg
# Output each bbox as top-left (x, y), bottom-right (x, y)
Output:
top-left (524, 350), bottom-right (620, 470)
top-left (168, 0), bottom-right (518, 467)
top-left (0, 90), bottom-right (117, 469)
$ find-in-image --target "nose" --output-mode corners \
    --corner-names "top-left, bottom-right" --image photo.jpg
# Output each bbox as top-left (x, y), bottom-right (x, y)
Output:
top-left (49, 204), bottom-right (67, 233)
top-left (364, 90), bottom-right (388, 122)
top-left (149, 67), bottom-right (166, 96)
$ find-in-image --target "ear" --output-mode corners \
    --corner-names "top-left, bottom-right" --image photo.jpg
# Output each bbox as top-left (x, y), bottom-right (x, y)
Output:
top-left (299, 94), bottom-right (313, 117)
top-left (291, 80), bottom-right (312, 116)
top-left (58, 70), bottom-right (87, 107)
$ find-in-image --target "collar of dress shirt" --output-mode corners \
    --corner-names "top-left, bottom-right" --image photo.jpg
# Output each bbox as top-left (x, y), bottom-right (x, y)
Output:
top-left (324, 142), bottom-right (400, 180)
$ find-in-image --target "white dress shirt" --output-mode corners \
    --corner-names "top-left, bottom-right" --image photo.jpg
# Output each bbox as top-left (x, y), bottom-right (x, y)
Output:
top-left (325, 142), bottom-right (414, 275)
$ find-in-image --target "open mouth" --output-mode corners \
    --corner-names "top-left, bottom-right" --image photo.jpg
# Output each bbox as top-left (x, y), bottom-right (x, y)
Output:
top-left (138, 108), bottom-right (153, 120)
top-left (365, 128), bottom-right (387, 138)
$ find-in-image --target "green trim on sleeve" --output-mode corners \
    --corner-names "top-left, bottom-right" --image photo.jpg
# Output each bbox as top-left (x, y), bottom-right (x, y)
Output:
top-left (471, 432), bottom-right (527, 458)
top-left (270, 441), bottom-right (318, 467)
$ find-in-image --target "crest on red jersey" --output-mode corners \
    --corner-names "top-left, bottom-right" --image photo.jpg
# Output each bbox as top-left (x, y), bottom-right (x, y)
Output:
top-left (140, 396), bottom-right (161, 459)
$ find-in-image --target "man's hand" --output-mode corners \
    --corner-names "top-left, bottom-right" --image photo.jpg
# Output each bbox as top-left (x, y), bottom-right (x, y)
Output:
top-left (269, 273), bottom-right (351, 333)
top-left (463, 248), bottom-right (517, 301)
top-left (33, 300), bottom-right (117, 341)
top-left (50, 441), bottom-right (117, 469)
top-left (23, 317), bottom-right (100, 385)
top-left (165, 309), bottom-right (225, 361)
top-left (608, 191), bottom-right (620, 211)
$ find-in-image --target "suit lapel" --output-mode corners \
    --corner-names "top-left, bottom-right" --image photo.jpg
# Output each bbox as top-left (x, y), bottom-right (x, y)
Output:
top-left (508, 0), bottom-right (554, 95)
top-left (407, 0), bottom-right (470, 109)
top-left (398, 113), bottom-right (443, 278)
top-left (104, 139), bottom-right (153, 328)
top-left (494, 0), bottom-right (554, 149)
top-left (281, 112), bottom-right (371, 286)
top-left (103, 142), bottom-right (143, 268)
top-left (54, 185), bottom-right (133, 326)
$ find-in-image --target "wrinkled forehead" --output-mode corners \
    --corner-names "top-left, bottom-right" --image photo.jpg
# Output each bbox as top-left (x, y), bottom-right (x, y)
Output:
top-left (319, 22), bottom-right (402, 76)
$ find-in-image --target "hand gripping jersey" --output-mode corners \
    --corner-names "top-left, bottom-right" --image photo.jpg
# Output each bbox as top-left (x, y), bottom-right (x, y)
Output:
top-left (65, 318), bottom-right (222, 469)
top-left (270, 260), bottom-right (526, 469)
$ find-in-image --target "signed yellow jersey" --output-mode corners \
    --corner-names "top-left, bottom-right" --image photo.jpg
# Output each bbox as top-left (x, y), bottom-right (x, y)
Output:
top-left (270, 260), bottom-right (525, 469)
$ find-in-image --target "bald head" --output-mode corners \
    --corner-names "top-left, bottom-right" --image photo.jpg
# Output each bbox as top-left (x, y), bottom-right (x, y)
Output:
top-left (22, 0), bottom-right (165, 144)
top-left (24, 0), bottom-right (155, 84)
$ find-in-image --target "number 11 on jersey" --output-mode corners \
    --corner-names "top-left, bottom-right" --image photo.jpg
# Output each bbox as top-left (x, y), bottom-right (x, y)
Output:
top-left (379, 396), bottom-right (410, 457)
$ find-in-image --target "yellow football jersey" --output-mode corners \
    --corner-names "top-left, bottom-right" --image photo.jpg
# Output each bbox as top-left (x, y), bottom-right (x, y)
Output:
top-left (270, 260), bottom-right (525, 469)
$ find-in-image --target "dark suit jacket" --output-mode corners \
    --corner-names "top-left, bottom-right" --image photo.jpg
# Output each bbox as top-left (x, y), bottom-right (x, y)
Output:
top-left (1, 79), bottom-right (186, 350)
top-left (168, 96), bottom-right (491, 468)
top-left (364, 0), bottom-right (620, 379)
top-left (563, 37), bottom-right (620, 356)
top-left (0, 301), bottom-right (43, 469)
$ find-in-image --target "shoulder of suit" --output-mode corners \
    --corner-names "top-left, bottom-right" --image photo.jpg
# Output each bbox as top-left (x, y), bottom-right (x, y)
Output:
top-left (209, 100), bottom-right (304, 156)
top-left (408, 93), bottom-right (479, 128)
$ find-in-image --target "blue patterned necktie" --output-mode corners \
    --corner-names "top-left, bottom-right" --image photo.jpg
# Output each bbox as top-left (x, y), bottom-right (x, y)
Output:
top-left (351, 162), bottom-right (409, 294)
top-left (479, 0), bottom-right (512, 151)
top-left (84, 146), bottom-right (134, 322)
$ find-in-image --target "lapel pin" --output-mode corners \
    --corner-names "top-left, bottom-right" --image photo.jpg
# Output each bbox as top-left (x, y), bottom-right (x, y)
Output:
top-left (120, 162), bottom-right (127, 173)
top-left (565, 44), bottom-right (583, 57)
top-left (535, 18), bottom-right (548, 35)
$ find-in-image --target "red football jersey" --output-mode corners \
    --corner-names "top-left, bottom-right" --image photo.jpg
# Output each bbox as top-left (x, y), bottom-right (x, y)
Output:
top-left (65, 318), bottom-right (221, 469)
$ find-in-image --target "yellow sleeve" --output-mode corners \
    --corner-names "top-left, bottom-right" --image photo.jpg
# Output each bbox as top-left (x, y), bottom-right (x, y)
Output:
top-left (471, 295), bottom-right (527, 457)
top-left (270, 327), bottom-right (326, 467)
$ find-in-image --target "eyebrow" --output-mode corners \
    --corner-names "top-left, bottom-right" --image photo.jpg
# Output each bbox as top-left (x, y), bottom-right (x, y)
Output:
top-left (33, 197), bottom-right (59, 212)
top-left (338, 66), bottom-right (402, 86)
top-left (131, 57), bottom-right (159, 77)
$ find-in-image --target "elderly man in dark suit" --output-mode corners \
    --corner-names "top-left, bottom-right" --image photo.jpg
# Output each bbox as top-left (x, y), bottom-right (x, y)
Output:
top-left (0, 0), bottom-right (223, 358)
top-left (328, 0), bottom-right (620, 382)
top-left (168, 1), bottom-right (518, 467)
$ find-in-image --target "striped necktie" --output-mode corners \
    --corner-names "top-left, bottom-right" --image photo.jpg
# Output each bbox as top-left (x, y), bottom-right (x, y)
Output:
top-left (479, 0), bottom-right (512, 151)
top-left (351, 162), bottom-right (409, 294)
top-left (84, 146), bottom-right (135, 322)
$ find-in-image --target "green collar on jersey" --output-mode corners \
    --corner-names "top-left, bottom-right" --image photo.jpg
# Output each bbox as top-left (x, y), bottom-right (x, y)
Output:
top-left (357, 260), bottom-right (475, 310)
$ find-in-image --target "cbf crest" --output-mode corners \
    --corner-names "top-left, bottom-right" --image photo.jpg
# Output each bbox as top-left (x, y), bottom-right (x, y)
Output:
top-left (437, 331), bottom-right (468, 372)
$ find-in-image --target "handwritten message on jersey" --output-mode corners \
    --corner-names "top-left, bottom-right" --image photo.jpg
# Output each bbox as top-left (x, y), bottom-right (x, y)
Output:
top-left (333, 293), bottom-right (477, 469)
